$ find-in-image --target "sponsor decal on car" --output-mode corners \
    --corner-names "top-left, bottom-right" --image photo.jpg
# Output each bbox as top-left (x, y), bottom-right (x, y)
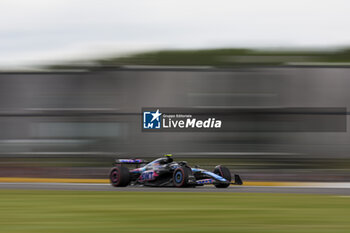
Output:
top-left (139, 171), bottom-right (158, 181)
top-left (196, 179), bottom-right (214, 184)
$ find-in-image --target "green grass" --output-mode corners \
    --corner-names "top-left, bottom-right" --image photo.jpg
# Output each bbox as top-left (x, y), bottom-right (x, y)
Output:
top-left (0, 190), bottom-right (349, 233)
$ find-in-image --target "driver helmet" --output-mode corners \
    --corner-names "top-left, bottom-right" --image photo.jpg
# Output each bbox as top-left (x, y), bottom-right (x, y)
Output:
top-left (164, 154), bottom-right (173, 163)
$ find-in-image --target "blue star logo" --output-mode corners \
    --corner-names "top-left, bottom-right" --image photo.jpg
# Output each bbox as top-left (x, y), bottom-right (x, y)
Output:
top-left (143, 109), bottom-right (162, 129)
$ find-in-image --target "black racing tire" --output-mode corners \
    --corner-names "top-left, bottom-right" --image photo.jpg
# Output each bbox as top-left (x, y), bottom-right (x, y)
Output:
top-left (173, 166), bottom-right (192, 187)
top-left (213, 165), bottom-right (231, 188)
top-left (110, 166), bottom-right (130, 187)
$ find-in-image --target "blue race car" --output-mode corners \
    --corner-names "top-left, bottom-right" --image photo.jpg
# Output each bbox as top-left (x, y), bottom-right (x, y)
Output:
top-left (109, 154), bottom-right (243, 188)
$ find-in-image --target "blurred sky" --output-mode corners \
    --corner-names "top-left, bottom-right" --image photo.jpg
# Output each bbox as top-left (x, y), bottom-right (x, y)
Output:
top-left (0, 0), bottom-right (350, 67)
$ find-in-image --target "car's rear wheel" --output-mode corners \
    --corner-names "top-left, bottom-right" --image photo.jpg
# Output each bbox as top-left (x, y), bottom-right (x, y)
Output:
top-left (213, 165), bottom-right (231, 188)
top-left (110, 166), bottom-right (130, 187)
top-left (173, 166), bottom-right (192, 187)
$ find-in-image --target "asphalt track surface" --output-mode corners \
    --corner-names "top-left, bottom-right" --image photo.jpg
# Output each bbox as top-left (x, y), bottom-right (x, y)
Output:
top-left (1, 183), bottom-right (350, 195)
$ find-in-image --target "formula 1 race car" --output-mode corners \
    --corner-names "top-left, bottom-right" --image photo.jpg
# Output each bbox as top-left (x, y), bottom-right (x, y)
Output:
top-left (109, 154), bottom-right (243, 188)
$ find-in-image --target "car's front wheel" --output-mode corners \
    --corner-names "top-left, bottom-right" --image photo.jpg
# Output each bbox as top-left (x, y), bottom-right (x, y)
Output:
top-left (110, 166), bottom-right (130, 187)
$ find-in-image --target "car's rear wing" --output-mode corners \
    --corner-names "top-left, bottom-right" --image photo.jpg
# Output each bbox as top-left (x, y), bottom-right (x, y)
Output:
top-left (114, 159), bottom-right (148, 165)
